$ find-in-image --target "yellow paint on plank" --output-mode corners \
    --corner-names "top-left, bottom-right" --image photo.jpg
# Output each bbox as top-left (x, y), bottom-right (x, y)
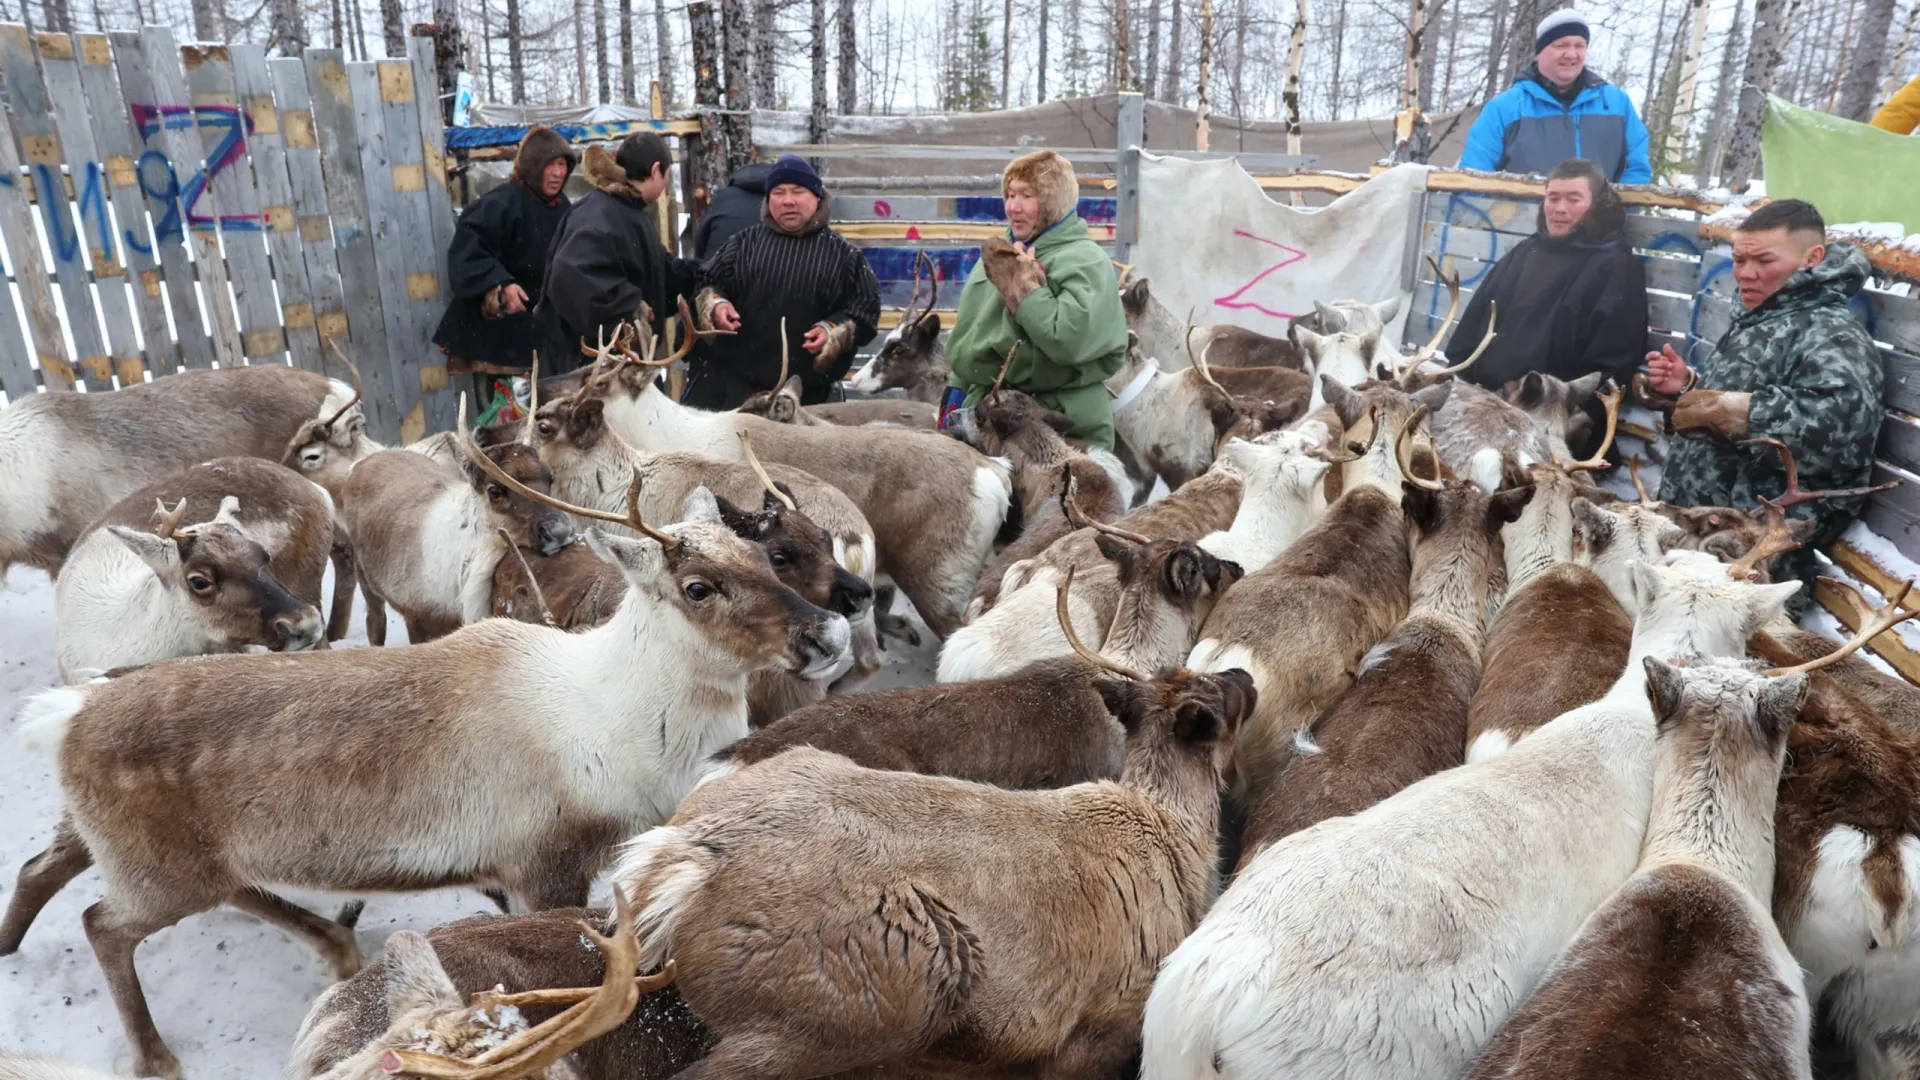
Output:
top-left (401, 400), bottom-right (427, 446)
top-left (878, 310), bottom-right (957, 330)
top-left (262, 204), bottom-right (294, 231)
top-left (90, 249), bottom-right (120, 277)
top-left (284, 109), bottom-right (316, 148)
top-left (391, 163), bottom-right (425, 192)
top-left (39, 353), bottom-right (75, 390)
top-left (838, 222), bottom-right (1003, 241)
top-left (406, 272), bottom-right (440, 300)
top-left (420, 137), bottom-right (446, 184)
top-left (36, 32), bottom-right (73, 60)
top-left (378, 62), bottom-right (414, 103)
top-left (418, 364), bottom-right (449, 391)
top-left (244, 328), bottom-right (286, 357)
top-left (106, 155), bottom-right (136, 187)
top-left (247, 95), bottom-right (279, 135)
top-left (282, 301), bottom-right (315, 329)
top-left (115, 355), bottom-right (145, 386)
top-left (20, 135), bottom-right (60, 166)
top-left (139, 269), bottom-right (162, 297)
top-left (77, 33), bottom-right (110, 65)
top-left (317, 310), bottom-right (349, 339)
top-left (315, 59), bottom-right (349, 104)
top-left (79, 353), bottom-right (110, 382)
top-left (299, 215), bottom-right (331, 244)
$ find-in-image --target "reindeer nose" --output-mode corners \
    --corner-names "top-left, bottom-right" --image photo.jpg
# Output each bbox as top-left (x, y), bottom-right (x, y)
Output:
top-left (831, 572), bottom-right (875, 618)
top-left (794, 613), bottom-right (853, 680)
top-left (273, 607), bottom-right (325, 652)
top-left (537, 516), bottom-right (574, 556)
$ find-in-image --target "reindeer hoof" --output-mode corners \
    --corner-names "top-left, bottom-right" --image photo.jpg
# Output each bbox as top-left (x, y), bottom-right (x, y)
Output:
top-left (876, 613), bottom-right (921, 649)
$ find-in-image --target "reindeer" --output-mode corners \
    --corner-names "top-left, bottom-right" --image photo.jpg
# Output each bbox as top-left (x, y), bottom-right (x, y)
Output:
top-left (847, 250), bottom-right (949, 403)
top-left (1142, 560), bottom-right (1803, 1080)
top-left (277, 339), bottom-right (384, 503)
top-left (1239, 477), bottom-right (1533, 863)
top-left (1104, 331), bottom-right (1304, 498)
top-left (1, 362), bottom-right (363, 579)
top-left (1465, 657), bottom-right (1816, 1080)
top-left (1118, 274), bottom-right (1395, 373)
top-left (0, 444), bottom-right (850, 1080)
top-left (736, 375), bottom-right (938, 429)
top-left (1194, 429), bottom-right (1335, 573)
top-left (53, 459), bottom-right (330, 682)
top-left (611, 620), bottom-right (1256, 1080)
top-left (0, 1055), bottom-right (126, 1080)
top-left (580, 311), bottom-right (1010, 640)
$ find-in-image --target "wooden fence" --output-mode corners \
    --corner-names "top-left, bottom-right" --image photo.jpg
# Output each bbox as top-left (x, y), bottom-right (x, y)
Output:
top-left (0, 26), bottom-right (462, 444)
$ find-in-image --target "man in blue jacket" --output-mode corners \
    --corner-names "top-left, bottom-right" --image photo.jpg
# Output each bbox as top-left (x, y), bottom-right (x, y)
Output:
top-left (1460, 9), bottom-right (1652, 184)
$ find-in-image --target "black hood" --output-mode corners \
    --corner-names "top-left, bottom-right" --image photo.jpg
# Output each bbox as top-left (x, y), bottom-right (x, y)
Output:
top-left (728, 162), bottom-right (775, 196)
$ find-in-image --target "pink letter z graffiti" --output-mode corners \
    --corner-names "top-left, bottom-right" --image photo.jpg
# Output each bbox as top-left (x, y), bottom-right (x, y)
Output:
top-left (1213, 229), bottom-right (1307, 321)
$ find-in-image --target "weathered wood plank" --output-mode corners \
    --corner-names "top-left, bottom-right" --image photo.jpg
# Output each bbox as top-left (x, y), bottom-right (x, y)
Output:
top-left (140, 25), bottom-right (243, 366)
top-left (304, 48), bottom-right (397, 441)
top-left (1868, 289), bottom-right (1920, 355)
top-left (1422, 190), bottom-right (1537, 237)
top-left (232, 44), bottom-right (320, 372)
top-left (345, 58), bottom-right (421, 441)
top-left (0, 29), bottom-right (74, 389)
top-left (380, 52), bottom-right (452, 433)
top-left (1623, 213), bottom-right (1702, 255)
top-left (0, 26), bottom-right (111, 387)
top-left (79, 32), bottom-right (177, 376)
top-left (107, 29), bottom-right (214, 370)
top-left (1884, 348), bottom-right (1920, 418)
top-left (1865, 461), bottom-right (1920, 551)
top-left (180, 43), bottom-right (283, 362)
top-left (1877, 411), bottom-right (1920, 475)
top-left (1812, 573), bottom-right (1920, 685)
top-left (405, 36), bottom-right (456, 282)
top-left (1420, 221), bottom-right (1510, 279)
top-left (268, 55), bottom-right (349, 365)
top-left (1647, 292), bottom-right (1695, 338)
top-left (40, 31), bottom-right (147, 387)
top-left (1641, 255), bottom-right (1700, 297)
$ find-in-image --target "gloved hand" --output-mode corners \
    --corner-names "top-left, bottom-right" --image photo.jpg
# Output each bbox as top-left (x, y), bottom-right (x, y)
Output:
top-left (980, 236), bottom-right (1048, 313)
top-left (1671, 389), bottom-right (1753, 442)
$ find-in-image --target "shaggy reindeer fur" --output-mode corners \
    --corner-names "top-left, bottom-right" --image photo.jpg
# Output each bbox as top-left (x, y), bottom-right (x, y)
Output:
top-left (1468, 660), bottom-right (1811, 1080)
top-left (1239, 479), bottom-right (1532, 862)
top-left (614, 667), bottom-right (1257, 1079)
top-left (1103, 346), bottom-right (1282, 495)
top-left (344, 444), bottom-right (574, 644)
top-left (492, 539), bottom-right (627, 627)
top-left (1143, 563), bottom-right (1801, 1080)
top-left (0, 1054), bottom-right (126, 1080)
top-left (585, 354), bottom-right (1009, 639)
top-left (1431, 380), bottom-right (1552, 491)
top-left (53, 459), bottom-right (331, 681)
top-left (288, 909), bottom-right (708, 1080)
top-left (0, 364), bottom-right (359, 578)
top-left (736, 376), bottom-right (938, 429)
top-left (847, 309), bottom-right (948, 403)
top-left (936, 469), bottom-right (1243, 682)
top-left (1194, 432), bottom-right (1333, 574)
top-left (0, 494), bottom-right (850, 1080)
top-left (1754, 626), bottom-right (1920, 736)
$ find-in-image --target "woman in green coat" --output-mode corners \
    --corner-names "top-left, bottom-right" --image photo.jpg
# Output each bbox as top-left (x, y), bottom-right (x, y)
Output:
top-left (940, 149), bottom-right (1129, 450)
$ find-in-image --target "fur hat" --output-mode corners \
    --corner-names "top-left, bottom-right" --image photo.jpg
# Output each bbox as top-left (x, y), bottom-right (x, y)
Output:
top-left (511, 126), bottom-right (577, 192)
top-left (1002, 150), bottom-right (1079, 232)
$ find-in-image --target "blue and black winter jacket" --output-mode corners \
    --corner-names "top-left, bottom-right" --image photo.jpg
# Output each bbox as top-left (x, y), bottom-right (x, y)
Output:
top-left (1459, 65), bottom-right (1652, 184)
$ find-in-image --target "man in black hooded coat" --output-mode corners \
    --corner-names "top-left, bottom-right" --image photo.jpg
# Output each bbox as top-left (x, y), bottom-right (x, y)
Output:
top-left (536, 133), bottom-right (706, 374)
top-left (1442, 157), bottom-right (1648, 435)
top-left (432, 126), bottom-right (575, 385)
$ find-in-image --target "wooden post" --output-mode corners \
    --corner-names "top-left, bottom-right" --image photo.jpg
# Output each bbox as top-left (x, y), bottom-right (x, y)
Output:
top-left (1196, 0), bottom-right (1212, 150)
top-left (1115, 90), bottom-right (1142, 264)
top-left (652, 78), bottom-right (673, 255)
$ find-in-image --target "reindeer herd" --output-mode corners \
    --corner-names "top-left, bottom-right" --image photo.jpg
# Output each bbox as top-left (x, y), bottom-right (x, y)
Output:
top-left (2, 258), bottom-right (1919, 1080)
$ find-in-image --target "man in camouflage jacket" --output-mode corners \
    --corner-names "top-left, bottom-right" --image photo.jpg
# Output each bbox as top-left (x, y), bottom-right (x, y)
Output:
top-left (1651, 199), bottom-right (1884, 608)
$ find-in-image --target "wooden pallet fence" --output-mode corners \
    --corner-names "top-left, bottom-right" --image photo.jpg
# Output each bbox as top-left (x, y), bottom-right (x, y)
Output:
top-left (0, 26), bottom-right (463, 444)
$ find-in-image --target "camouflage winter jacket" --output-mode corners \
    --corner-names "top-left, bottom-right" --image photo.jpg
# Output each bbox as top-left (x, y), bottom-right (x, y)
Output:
top-left (1658, 242), bottom-right (1883, 543)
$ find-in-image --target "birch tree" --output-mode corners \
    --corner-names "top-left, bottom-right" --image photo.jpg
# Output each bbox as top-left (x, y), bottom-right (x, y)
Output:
top-left (810, 0), bottom-right (827, 138)
top-left (836, 0), bottom-right (855, 112)
top-left (1837, 0), bottom-right (1899, 119)
top-left (381, 0), bottom-right (403, 55)
top-left (1725, 0), bottom-right (1799, 189)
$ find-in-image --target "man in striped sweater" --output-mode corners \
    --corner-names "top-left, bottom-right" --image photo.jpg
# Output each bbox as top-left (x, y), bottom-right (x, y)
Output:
top-left (684, 155), bottom-right (882, 409)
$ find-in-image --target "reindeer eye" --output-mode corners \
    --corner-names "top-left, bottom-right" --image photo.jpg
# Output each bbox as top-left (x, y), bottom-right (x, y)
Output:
top-left (487, 484), bottom-right (508, 503)
top-left (187, 573), bottom-right (214, 594)
top-left (536, 421), bottom-right (555, 437)
top-left (768, 551), bottom-right (789, 568)
top-left (684, 581), bottom-right (714, 602)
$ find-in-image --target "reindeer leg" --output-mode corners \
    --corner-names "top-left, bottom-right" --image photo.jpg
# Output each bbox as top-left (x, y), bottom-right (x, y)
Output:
top-left (228, 886), bottom-right (363, 981)
top-left (325, 539), bottom-right (356, 643)
top-left (0, 815), bottom-right (91, 954)
top-left (360, 575), bottom-right (388, 648)
top-left (84, 895), bottom-right (202, 1080)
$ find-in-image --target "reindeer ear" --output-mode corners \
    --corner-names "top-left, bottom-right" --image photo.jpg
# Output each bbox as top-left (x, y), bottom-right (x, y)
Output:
top-left (1294, 326), bottom-right (1327, 358)
top-left (1311, 300), bottom-right (1346, 333)
top-left (768, 394), bottom-right (799, 424)
top-left (1359, 328), bottom-right (1382, 359)
top-left (681, 486), bottom-right (723, 524)
top-left (1412, 378), bottom-right (1453, 414)
top-left (1571, 497), bottom-right (1614, 549)
top-left (1401, 482), bottom-right (1441, 531)
top-left (1642, 657), bottom-right (1690, 734)
top-left (1565, 371), bottom-right (1605, 407)
top-left (911, 310), bottom-right (943, 343)
top-left (710, 492), bottom-right (757, 534)
top-left (381, 932), bottom-right (462, 1017)
top-left (1093, 532), bottom-right (1138, 569)
top-left (108, 526), bottom-right (182, 577)
top-left (1040, 409), bottom-right (1076, 435)
top-left (1322, 376), bottom-right (1364, 429)
top-left (1371, 295), bottom-right (1402, 326)
top-left (1171, 700), bottom-right (1228, 748)
top-left (763, 482), bottom-right (800, 514)
top-left (1093, 677), bottom-right (1145, 732)
top-left (1747, 580), bottom-right (1803, 629)
top-left (585, 528), bottom-right (667, 579)
top-left (1207, 395), bottom-right (1240, 439)
top-left (1488, 484), bottom-right (1536, 527)
top-left (1163, 546), bottom-right (1207, 601)
top-left (1629, 560), bottom-right (1664, 613)
top-left (568, 396), bottom-right (607, 445)
top-left (1756, 672), bottom-right (1809, 744)
top-left (1120, 276), bottom-right (1151, 315)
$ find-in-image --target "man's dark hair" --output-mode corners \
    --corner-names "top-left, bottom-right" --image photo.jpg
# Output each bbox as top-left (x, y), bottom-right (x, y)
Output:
top-left (614, 133), bottom-right (672, 183)
top-left (1537, 157), bottom-right (1625, 239)
top-left (1737, 198), bottom-right (1825, 238)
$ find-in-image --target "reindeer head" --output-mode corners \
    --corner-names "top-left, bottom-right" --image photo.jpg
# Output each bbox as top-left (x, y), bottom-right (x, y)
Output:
top-left (107, 497), bottom-right (323, 654)
top-left (283, 337), bottom-right (381, 498)
top-left (1573, 496), bottom-right (1686, 611)
top-left (944, 387), bottom-right (1075, 466)
top-left (1094, 532), bottom-right (1244, 676)
top-left (1628, 560), bottom-right (1803, 661)
top-left (713, 486), bottom-right (874, 623)
top-left (458, 442), bottom-right (576, 557)
top-left (1294, 325), bottom-right (1384, 396)
top-left (849, 311), bottom-right (946, 396)
top-left (1504, 370), bottom-right (1605, 462)
top-left (1403, 478), bottom-right (1534, 590)
top-left (734, 376), bottom-right (808, 425)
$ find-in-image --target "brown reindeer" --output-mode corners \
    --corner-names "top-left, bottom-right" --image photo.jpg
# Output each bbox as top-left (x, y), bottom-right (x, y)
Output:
top-left (1239, 478), bottom-right (1533, 863)
top-left (1466, 658), bottom-right (1815, 1080)
top-left (612, 622), bottom-right (1256, 1079)
top-left (737, 375), bottom-right (938, 430)
top-left (846, 250), bottom-right (949, 404)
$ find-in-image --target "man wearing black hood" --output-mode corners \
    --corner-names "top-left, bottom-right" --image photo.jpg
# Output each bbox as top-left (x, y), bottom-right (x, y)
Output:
top-left (433, 126), bottom-right (575, 392)
top-left (536, 132), bottom-right (705, 374)
top-left (1442, 157), bottom-right (1648, 444)
top-left (693, 162), bottom-right (773, 258)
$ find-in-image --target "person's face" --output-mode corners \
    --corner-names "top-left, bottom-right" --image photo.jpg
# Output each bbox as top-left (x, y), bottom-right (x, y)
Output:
top-left (1538, 35), bottom-right (1588, 88)
top-left (540, 156), bottom-right (570, 198)
top-left (1005, 179), bottom-right (1041, 241)
top-left (1542, 176), bottom-right (1594, 238)
top-left (768, 183), bottom-right (820, 233)
top-left (639, 162), bottom-right (671, 204)
top-left (1732, 227), bottom-right (1825, 310)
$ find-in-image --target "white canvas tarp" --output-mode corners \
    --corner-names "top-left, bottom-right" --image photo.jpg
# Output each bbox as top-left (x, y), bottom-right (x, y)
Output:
top-left (1132, 157), bottom-right (1429, 342)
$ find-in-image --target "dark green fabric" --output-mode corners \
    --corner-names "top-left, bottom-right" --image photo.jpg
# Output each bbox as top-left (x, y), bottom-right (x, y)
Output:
top-left (946, 213), bottom-right (1127, 449)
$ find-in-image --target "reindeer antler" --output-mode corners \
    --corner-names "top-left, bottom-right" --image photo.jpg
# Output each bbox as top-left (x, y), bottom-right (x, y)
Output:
top-left (151, 498), bottom-right (189, 540)
top-left (495, 528), bottom-right (557, 629)
top-left (1056, 565), bottom-right (1147, 682)
top-left (520, 352), bottom-right (542, 449)
top-left (318, 334), bottom-right (364, 431)
top-left (771, 317), bottom-right (790, 396)
top-left (1391, 257), bottom-right (1463, 382)
top-left (1741, 437), bottom-right (1900, 510)
top-left (1415, 301), bottom-right (1496, 382)
top-left (1720, 438), bottom-right (1900, 582)
top-left (738, 431), bottom-right (797, 511)
top-left (1763, 578), bottom-right (1920, 677)
top-left (988, 342), bottom-right (1019, 402)
top-left (1180, 309), bottom-right (1226, 397)
top-left (380, 890), bottom-right (673, 1079)
top-left (1554, 380), bottom-right (1622, 473)
top-left (1625, 455), bottom-right (1658, 507)
top-left (458, 393), bottom-right (682, 552)
top-left (1060, 466), bottom-right (1153, 545)
top-left (1396, 404), bottom-right (1444, 491)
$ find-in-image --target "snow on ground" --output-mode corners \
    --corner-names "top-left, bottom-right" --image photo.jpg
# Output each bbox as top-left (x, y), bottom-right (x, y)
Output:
top-left (0, 561), bottom-right (938, 1075)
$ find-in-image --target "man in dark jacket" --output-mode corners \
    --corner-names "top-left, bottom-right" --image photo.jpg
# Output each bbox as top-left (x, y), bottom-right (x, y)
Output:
top-left (1651, 199), bottom-right (1885, 609)
top-left (1459, 9), bottom-right (1652, 183)
top-left (693, 162), bottom-right (773, 258)
top-left (535, 132), bottom-right (704, 374)
top-left (1443, 157), bottom-right (1647, 447)
top-left (432, 126), bottom-right (575, 390)
top-left (682, 155), bottom-right (881, 409)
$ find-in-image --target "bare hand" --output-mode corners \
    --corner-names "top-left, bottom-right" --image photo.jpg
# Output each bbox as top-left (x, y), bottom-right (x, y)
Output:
top-left (802, 325), bottom-right (829, 354)
top-left (501, 283), bottom-right (529, 314)
top-left (712, 302), bottom-right (742, 332)
top-left (1645, 344), bottom-right (1692, 396)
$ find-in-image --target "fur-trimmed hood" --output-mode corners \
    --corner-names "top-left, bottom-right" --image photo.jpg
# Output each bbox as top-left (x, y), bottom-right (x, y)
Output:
top-left (1003, 149), bottom-right (1079, 232)
top-left (760, 193), bottom-right (833, 236)
top-left (580, 144), bottom-right (653, 202)
top-left (512, 126), bottom-right (578, 193)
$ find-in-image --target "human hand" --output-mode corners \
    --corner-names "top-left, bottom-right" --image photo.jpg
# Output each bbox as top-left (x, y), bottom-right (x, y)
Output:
top-left (802, 325), bottom-right (829, 354)
top-left (712, 302), bottom-right (742, 332)
top-left (501, 283), bottom-right (529, 314)
top-left (1645, 345), bottom-right (1692, 396)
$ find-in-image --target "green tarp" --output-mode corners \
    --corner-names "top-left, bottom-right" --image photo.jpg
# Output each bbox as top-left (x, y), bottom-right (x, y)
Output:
top-left (1763, 94), bottom-right (1920, 233)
